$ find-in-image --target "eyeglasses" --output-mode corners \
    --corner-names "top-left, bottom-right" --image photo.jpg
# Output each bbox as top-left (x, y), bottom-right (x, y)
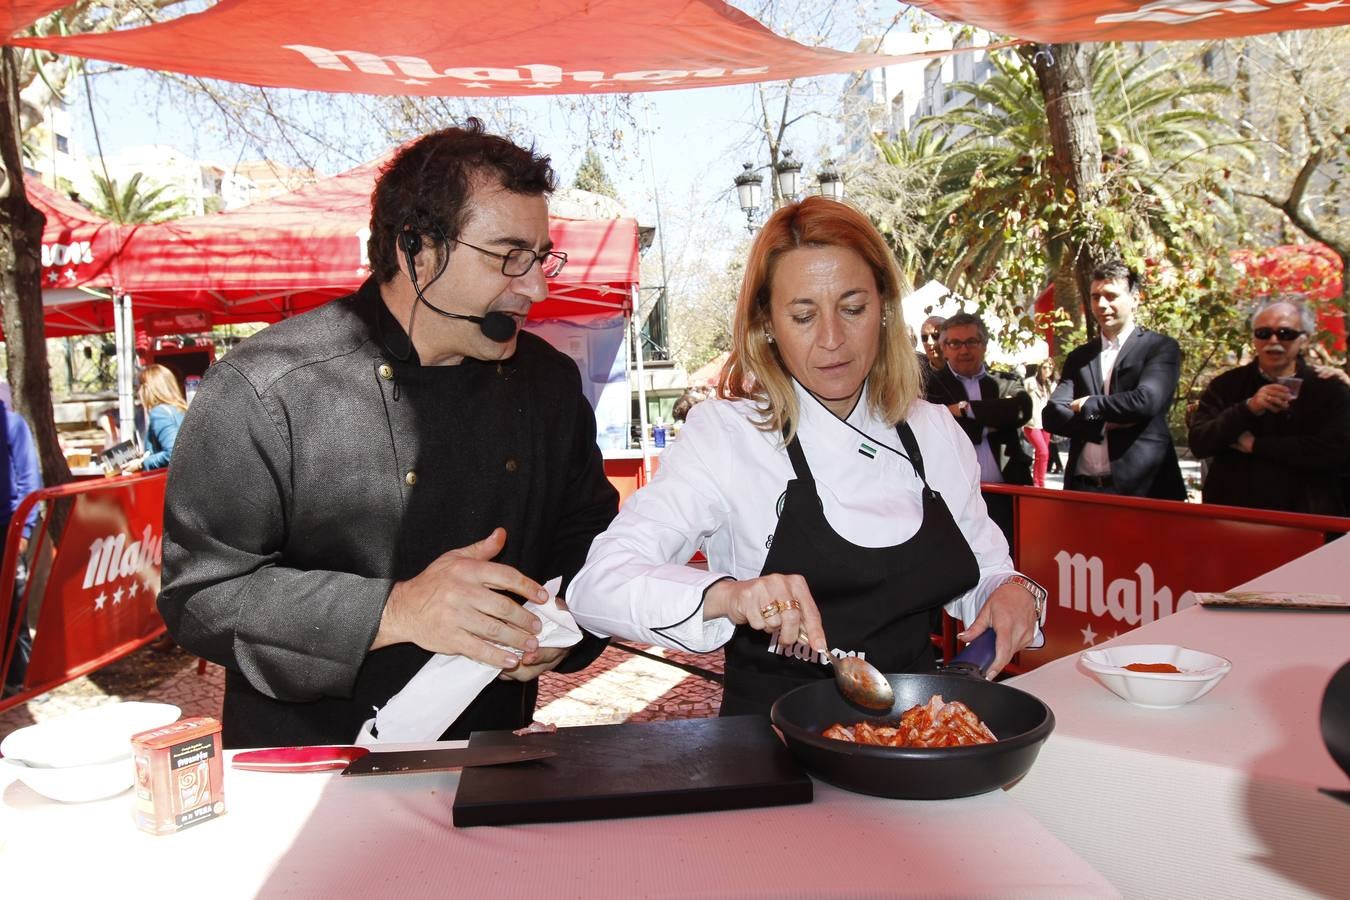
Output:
top-left (1253, 327), bottom-right (1304, 341)
top-left (943, 338), bottom-right (986, 350)
top-left (452, 237), bottom-right (568, 278)
top-left (920, 333), bottom-right (941, 344)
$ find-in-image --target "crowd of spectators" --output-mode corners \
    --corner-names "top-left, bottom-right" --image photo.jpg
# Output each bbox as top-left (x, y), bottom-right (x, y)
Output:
top-left (905, 259), bottom-right (1350, 519)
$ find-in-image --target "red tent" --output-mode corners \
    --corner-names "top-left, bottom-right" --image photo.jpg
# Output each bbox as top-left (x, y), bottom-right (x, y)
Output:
top-left (33, 160), bottom-right (639, 337)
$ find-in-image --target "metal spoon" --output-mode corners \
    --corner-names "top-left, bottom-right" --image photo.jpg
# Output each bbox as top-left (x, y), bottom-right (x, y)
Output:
top-left (832, 655), bottom-right (895, 711)
top-left (830, 631), bottom-right (1000, 712)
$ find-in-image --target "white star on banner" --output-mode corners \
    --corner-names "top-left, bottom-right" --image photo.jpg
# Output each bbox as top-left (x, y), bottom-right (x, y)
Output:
top-left (63, 267), bottom-right (76, 280)
top-left (94, 591), bottom-right (108, 611)
top-left (129, 580), bottom-right (140, 599)
top-left (1081, 623), bottom-right (1098, 646)
top-left (398, 78), bottom-right (429, 85)
top-left (46, 271), bottom-right (58, 284)
top-left (112, 586), bottom-right (125, 606)
top-left (1303, 0), bottom-right (1345, 10)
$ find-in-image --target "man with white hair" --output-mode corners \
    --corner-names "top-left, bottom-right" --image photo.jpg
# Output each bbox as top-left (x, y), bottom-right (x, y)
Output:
top-left (1188, 298), bottom-right (1350, 515)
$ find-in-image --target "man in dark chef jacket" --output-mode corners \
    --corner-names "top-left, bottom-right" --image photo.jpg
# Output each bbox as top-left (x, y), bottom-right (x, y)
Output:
top-left (158, 120), bottom-right (618, 748)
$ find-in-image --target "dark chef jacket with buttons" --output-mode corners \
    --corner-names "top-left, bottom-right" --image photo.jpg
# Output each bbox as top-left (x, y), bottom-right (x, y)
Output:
top-left (159, 278), bottom-right (619, 748)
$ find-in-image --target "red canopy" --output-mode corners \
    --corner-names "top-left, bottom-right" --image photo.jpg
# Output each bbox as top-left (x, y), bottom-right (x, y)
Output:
top-left (908, 1), bottom-right (1350, 42)
top-left (33, 160), bottom-right (640, 337)
top-left (9, 0), bottom-right (958, 96)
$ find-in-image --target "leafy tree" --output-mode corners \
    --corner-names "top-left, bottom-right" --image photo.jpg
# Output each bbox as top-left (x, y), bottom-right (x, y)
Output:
top-left (573, 148), bottom-right (618, 199)
top-left (87, 171), bottom-right (183, 223)
top-left (846, 127), bottom-right (948, 286)
top-left (1220, 29), bottom-right (1349, 329)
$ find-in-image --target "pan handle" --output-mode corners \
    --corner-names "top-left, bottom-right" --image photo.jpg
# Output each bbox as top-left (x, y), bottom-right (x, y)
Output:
top-left (945, 629), bottom-right (997, 678)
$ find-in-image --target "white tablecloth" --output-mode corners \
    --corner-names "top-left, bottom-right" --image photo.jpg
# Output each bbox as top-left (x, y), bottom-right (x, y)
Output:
top-left (1007, 536), bottom-right (1350, 899)
top-left (0, 742), bottom-right (1116, 899)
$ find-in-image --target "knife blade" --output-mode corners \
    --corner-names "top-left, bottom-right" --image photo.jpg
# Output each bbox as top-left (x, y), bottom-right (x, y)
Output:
top-left (231, 744), bottom-right (555, 775)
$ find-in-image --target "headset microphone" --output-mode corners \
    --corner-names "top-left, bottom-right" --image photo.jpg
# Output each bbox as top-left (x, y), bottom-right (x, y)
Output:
top-left (435, 309), bottom-right (519, 343)
top-left (399, 227), bottom-right (519, 344)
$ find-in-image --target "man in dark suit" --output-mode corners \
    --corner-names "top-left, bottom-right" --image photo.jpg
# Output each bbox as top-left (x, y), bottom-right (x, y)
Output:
top-left (925, 312), bottom-right (1033, 487)
top-left (1044, 260), bottom-right (1186, 500)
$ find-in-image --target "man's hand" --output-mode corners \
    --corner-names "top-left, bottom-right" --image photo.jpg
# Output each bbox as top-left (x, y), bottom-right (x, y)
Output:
top-left (704, 574), bottom-right (828, 654)
top-left (124, 457), bottom-right (146, 472)
top-left (957, 581), bottom-right (1039, 680)
top-left (498, 646), bottom-right (570, 682)
top-left (1069, 396), bottom-right (1088, 414)
top-left (1233, 431), bottom-right (1255, 454)
top-left (1245, 384), bottom-right (1292, 416)
top-left (373, 527), bottom-right (549, 669)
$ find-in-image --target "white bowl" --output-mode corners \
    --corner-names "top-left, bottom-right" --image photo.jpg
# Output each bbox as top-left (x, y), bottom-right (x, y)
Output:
top-left (0, 754), bottom-right (135, 802)
top-left (0, 702), bottom-right (180, 768)
top-left (1080, 644), bottom-right (1232, 709)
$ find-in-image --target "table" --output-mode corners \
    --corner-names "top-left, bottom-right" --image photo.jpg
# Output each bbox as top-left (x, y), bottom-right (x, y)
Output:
top-left (0, 746), bottom-right (1116, 899)
top-left (1006, 537), bottom-right (1350, 899)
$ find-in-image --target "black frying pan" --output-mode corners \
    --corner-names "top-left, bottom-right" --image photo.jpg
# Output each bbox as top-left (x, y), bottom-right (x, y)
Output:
top-left (770, 632), bottom-right (1055, 800)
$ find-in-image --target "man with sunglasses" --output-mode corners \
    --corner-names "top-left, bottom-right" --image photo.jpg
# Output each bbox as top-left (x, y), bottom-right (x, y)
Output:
top-left (1188, 299), bottom-right (1350, 515)
top-left (159, 121), bottom-right (618, 748)
top-left (1044, 259), bottom-right (1187, 500)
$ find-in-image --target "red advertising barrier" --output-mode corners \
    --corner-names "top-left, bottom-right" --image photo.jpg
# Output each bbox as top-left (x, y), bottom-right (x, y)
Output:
top-left (984, 484), bottom-right (1350, 669)
top-left (0, 472), bottom-right (168, 713)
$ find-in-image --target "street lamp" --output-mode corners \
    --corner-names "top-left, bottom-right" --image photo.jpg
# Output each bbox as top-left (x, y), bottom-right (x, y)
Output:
top-left (817, 159), bottom-right (845, 202)
top-left (734, 162), bottom-right (764, 234)
top-left (773, 149), bottom-right (803, 200)
top-left (734, 151), bottom-right (844, 233)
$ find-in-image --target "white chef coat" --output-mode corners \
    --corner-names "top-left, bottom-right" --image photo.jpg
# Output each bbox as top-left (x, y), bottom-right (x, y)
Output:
top-left (568, 381), bottom-right (1042, 654)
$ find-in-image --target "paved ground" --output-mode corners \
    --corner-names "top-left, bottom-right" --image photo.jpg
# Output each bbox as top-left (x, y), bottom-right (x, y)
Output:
top-left (0, 640), bottom-right (726, 740)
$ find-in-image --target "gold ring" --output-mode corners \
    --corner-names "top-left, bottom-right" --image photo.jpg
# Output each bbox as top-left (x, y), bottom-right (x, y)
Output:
top-left (783, 599), bottom-right (801, 611)
top-left (760, 603), bottom-right (782, 619)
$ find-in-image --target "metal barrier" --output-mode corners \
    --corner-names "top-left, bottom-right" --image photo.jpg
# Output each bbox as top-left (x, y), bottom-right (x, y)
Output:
top-left (0, 472), bottom-right (169, 713)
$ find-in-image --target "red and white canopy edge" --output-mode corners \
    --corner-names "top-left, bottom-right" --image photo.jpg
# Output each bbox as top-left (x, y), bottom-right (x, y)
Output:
top-left (7, 0), bottom-right (1011, 96)
top-left (906, 1), bottom-right (1350, 43)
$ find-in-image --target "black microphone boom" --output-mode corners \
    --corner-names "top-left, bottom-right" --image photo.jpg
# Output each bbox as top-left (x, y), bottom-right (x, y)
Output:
top-left (435, 308), bottom-right (518, 343)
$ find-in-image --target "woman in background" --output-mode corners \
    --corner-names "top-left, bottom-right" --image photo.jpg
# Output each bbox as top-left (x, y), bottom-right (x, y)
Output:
top-left (1023, 359), bottom-right (1057, 488)
top-left (127, 364), bottom-right (187, 472)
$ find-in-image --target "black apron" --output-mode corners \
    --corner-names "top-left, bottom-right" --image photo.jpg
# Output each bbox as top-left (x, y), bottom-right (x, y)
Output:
top-left (720, 421), bottom-right (981, 717)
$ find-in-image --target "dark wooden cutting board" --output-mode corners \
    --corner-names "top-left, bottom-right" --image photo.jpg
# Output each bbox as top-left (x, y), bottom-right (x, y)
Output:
top-left (451, 715), bottom-right (813, 827)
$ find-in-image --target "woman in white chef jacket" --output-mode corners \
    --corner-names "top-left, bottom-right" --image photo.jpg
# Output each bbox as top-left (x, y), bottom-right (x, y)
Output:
top-left (568, 198), bottom-right (1045, 717)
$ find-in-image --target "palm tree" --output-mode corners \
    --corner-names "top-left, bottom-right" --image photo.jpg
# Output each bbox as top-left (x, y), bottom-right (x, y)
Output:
top-left (918, 45), bottom-right (1242, 305)
top-left (87, 171), bottom-right (184, 224)
top-left (847, 127), bottom-right (950, 286)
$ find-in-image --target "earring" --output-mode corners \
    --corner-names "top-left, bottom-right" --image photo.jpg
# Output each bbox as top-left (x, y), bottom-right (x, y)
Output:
top-left (764, 332), bottom-right (775, 344)
top-left (881, 314), bottom-right (889, 327)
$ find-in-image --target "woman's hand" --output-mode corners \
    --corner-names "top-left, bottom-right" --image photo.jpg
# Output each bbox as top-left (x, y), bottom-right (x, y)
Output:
top-left (957, 581), bottom-right (1038, 679)
top-left (124, 457), bottom-right (145, 473)
top-left (704, 574), bottom-right (828, 654)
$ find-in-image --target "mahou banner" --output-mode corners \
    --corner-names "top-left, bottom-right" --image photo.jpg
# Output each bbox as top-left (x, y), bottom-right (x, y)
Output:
top-left (1009, 490), bottom-right (1333, 667)
top-left (24, 477), bottom-right (167, 688)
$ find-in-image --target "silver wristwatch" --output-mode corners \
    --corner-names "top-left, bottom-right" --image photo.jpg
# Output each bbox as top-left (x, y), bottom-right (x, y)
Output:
top-left (1003, 574), bottom-right (1047, 625)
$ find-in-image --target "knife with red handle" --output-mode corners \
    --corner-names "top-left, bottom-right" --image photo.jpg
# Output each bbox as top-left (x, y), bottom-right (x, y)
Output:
top-left (231, 744), bottom-right (555, 775)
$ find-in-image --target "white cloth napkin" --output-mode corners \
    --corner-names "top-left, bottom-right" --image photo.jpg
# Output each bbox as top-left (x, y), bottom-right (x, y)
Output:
top-left (355, 578), bottom-right (580, 745)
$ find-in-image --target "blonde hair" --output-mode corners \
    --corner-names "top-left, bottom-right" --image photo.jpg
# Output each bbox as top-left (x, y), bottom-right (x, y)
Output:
top-left (138, 364), bottom-right (188, 413)
top-left (718, 196), bottom-right (919, 442)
